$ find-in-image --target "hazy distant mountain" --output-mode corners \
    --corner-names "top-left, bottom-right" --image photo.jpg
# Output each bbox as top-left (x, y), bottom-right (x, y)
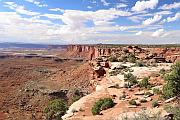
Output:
top-left (0, 42), bottom-right (67, 49)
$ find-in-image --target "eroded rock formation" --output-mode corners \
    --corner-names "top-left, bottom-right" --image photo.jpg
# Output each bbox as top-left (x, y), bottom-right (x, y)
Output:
top-left (66, 45), bottom-right (180, 62)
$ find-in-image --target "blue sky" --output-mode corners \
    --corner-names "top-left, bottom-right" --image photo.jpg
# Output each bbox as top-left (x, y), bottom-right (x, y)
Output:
top-left (0, 0), bottom-right (180, 44)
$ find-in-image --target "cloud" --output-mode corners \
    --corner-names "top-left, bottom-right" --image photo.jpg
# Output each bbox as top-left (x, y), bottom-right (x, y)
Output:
top-left (155, 11), bottom-right (172, 15)
top-left (101, 0), bottom-right (110, 6)
top-left (134, 11), bottom-right (172, 23)
top-left (1, 3), bottom-right (134, 43)
top-left (128, 16), bottom-right (144, 23)
top-left (24, 0), bottom-right (48, 7)
top-left (159, 2), bottom-right (180, 10)
top-left (49, 8), bottom-right (64, 13)
top-left (143, 15), bottom-right (162, 25)
top-left (4, 2), bottom-right (40, 16)
top-left (59, 9), bottom-right (132, 30)
top-left (1, 11), bottom-right (179, 44)
top-left (167, 13), bottom-right (180, 22)
top-left (41, 14), bottom-right (60, 19)
top-left (87, 6), bottom-right (92, 9)
top-left (1, 1), bottom-right (180, 44)
top-left (116, 3), bottom-right (128, 8)
top-left (16, 6), bottom-right (40, 16)
top-left (152, 29), bottom-right (166, 37)
top-left (0, 12), bottom-right (59, 43)
top-left (118, 0), bottom-right (128, 2)
top-left (132, 0), bottom-right (158, 12)
top-left (135, 31), bottom-right (142, 35)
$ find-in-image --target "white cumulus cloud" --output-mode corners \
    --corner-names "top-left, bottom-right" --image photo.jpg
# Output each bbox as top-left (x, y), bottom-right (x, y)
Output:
top-left (132, 0), bottom-right (158, 12)
top-left (101, 0), bottom-right (110, 6)
top-left (135, 31), bottom-right (142, 35)
top-left (4, 2), bottom-right (40, 16)
top-left (59, 9), bottom-right (132, 30)
top-left (167, 13), bottom-right (180, 22)
top-left (152, 29), bottom-right (166, 37)
top-left (49, 8), bottom-right (64, 13)
top-left (87, 6), bottom-right (92, 9)
top-left (24, 0), bottom-right (47, 7)
top-left (41, 14), bottom-right (60, 19)
top-left (143, 15), bottom-right (162, 25)
top-left (116, 3), bottom-right (128, 8)
top-left (159, 2), bottom-right (180, 10)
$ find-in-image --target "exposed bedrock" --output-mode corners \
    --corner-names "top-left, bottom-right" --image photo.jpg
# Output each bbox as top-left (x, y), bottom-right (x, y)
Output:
top-left (66, 45), bottom-right (180, 62)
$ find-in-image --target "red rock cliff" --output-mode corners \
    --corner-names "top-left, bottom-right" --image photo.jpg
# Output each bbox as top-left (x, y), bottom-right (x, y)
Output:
top-left (66, 45), bottom-right (180, 62)
top-left (66, 45), bottom-right (97, 59)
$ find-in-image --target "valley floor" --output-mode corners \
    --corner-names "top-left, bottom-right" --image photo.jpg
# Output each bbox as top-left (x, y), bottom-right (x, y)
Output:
top-left (0, 57), bottom-right (94, 120)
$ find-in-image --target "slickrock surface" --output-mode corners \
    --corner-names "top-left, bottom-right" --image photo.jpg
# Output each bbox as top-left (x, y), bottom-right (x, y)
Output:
top-left (63, 62), bottom-right (172, 120)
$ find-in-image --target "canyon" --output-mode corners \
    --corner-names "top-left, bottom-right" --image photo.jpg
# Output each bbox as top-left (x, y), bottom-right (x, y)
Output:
top-left (0, 44), bottom-right (180, 120)
top-left (66, 44), bottom-right (180, 62)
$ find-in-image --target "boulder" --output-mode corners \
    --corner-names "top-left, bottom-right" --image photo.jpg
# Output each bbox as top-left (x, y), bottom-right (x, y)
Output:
top-left (165, 97), bottom-right (177, 103)
top-left (125, 96), bottom-right (130, 99)
top-left (134, 91), bottom-right (145, 95)
top-left (93, 66), bottom-right (106, 77)
top-left (161, 110), bottom-right (174, 120)
top-left (96, 85), bottom-right (106, 92)
top-left (127, 105), bottom-right (137, 108)
top-left (161, 113), bottom-right (174, 120)
top-left (146, 97), bottom-right (152, 102)
top-left (135, 100), bottom-right (141, 106)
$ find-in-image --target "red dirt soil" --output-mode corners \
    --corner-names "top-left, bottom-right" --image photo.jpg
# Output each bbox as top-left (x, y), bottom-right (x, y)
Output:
top-left (0, 57), bottom-right (95, 120)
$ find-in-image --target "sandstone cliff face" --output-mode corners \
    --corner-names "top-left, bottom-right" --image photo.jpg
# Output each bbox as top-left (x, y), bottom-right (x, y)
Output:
top-left (66, 45), bottom-right (97, 60)
top-left (66, 45), bottom-right (119, 59)
top-left (66, 45), bottom-right (180, 62)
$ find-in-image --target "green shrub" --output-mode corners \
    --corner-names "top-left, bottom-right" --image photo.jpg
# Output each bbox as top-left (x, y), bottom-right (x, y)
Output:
top-left (135, 60), bottom-right (145, 67)
top-left (100, 100), bottom-right (114, 110)
top-left (139, 77), bottom-right (150, 89)
top-left (153, 88), bottom-right (162, 95)
top-left (128, 54), bottom-right (136, 63)
top-left (164, 105), bottom-right (180, 120)
top-left (121, 110), bottom-right (161, 120)
top-left (129, 99), bottom-right (137, 105)
top-left (159, 68), bottom-right (166, 75)
top-left (162, 81), bottom-right (175, 99)
top-left (44, 99), bottom-right (67, 120)
top-left (72, 95), bottom-right (81, 103)
top-left (123, 48), bottom-right (129, 53)
top-left (118, 55), bottom-right (127, 62)
top-left (70, 89), bottom-right (83, 104)
top-left (147, 85), bottom-right (152, 90)
top-left (109, 67), bottom-right (125, 76)
top-left (152, 100), bottom-right (158, 107)
top-left (108, 56), bottom-right (118, 62)
top-left (162, 62), bottom-right (180, 99)
top-left (124, 73), bottom-right (138, 87)
top-left (92, 100), bottom-right (102, 115)
top-left (91, 98), bottom-right (114, 115)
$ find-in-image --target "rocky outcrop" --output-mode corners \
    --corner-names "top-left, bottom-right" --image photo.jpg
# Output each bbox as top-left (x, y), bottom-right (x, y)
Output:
top-left (146, 47), bottom-right (180, 62)
top-left (66, 45), bottom-right (97, 60)
top-left (66, 45), bottom-right (180, 62)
